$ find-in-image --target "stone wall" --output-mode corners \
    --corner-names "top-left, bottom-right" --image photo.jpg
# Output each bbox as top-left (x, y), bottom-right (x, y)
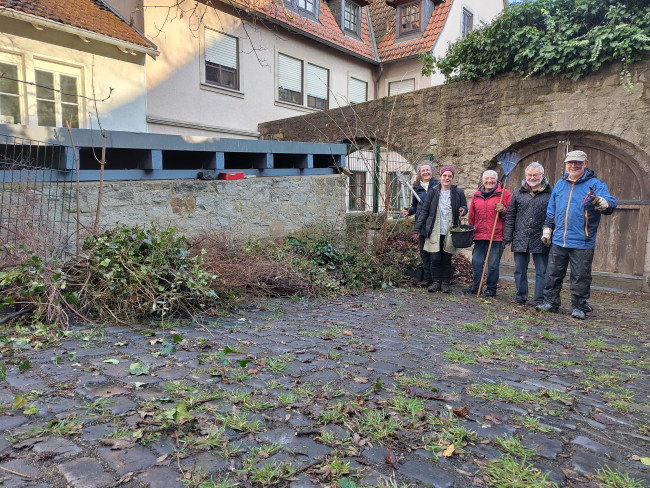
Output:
top-left (259, 58), bottom-right (650, 187)
top-left (74, 175), bottom-right (347, 241)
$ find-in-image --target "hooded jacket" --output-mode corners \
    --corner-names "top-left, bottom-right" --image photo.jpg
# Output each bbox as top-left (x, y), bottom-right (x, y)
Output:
top-left (503, 177), bottom-right (552, 254)
top-left (468, 182), bottom-right (512, 241)
top-left (544, 168), bottom-right (617, 249)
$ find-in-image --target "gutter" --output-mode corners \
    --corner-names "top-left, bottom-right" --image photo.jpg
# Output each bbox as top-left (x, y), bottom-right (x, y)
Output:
top-left (0, 8), bottom-right (160, 58)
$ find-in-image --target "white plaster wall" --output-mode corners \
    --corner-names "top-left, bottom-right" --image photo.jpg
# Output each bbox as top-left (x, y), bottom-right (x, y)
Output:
top-left (0, 22), bottom-right (147, 133)
top-left (380, 58), bottom-right (430, 96)
top-left (429, 0), bottom-right (504, 86)
top-left (142, 0), bottom-right (375, 139)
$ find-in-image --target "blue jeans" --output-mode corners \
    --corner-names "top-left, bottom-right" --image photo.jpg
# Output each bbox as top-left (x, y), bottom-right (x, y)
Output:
top-left (513, 252), bottom-right (548, 303)
top-left (471, 240), bottom-right (504, 292)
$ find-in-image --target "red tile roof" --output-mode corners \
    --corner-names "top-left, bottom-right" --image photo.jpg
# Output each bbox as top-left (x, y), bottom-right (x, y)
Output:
top-left (229, 0), bottom-right (453, 64)
top-left (0, 0), bottom-right (155, 49)
top-left (231, 0), bottom-right (378, 62)
top-left (372, 0), bottom-right (453, 62)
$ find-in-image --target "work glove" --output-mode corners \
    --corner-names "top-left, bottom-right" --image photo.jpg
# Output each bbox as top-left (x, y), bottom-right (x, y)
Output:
top-left (592, 196), bottom-right (608, 211)
top-left (503, 240), bottom-right (511, 248)
top-left (495, 203), bottom-right (506, 213)
top-left (541, 228), bottom-right (552, 247)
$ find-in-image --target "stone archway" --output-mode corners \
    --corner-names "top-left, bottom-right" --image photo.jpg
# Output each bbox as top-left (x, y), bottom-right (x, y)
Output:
top-left (499, 132), bottom-right (650, 283)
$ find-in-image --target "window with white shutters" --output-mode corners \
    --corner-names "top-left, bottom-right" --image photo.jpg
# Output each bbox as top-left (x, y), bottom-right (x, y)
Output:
top-left (388, 78), bottom-right (415, 96)
top-left (348, 77), bottom-right (367, 104)
top-left (204, 28), bottom-right (239, 90)
top-left (278, 53), bottom-right (303, 105)
top-left (306, 63), bottom-right (328, 110)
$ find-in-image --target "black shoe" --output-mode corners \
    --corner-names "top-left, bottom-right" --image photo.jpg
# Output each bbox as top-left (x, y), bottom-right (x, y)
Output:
top-left (513, 297), bottom-right (527, 304)
top-left (581, 302), bottom-right (593, 313)
top-left (462, 287), bottom-right (477, 294)
top-left (536, 302), bottom-right (559, 313)
top-left (417, 280), bottom-right (431, 288)
top-left (428, 282), bottom-right (441, 293)
top-left (440, 282), bottom-right (451, 293)
top-left (483, 289), bottom-right (496, 297)
top-left (571, 308), bottom-right (586, 320)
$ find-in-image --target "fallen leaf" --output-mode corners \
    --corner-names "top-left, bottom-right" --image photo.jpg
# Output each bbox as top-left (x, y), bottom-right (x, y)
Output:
top-left (343, 330), bottom-right (354, 336)
top-left (453, 406), bottom-right (470, 418)
top-left (103, 358), bottom-right (119, 364)
top-left (443, 444), bottom-right (455, 457)
top-left (100, 438), bottom-right (136, 450)
top-left (591, 414), bottom-right (615, 425)
top-left (354, 377), bottom-right (369, 383)
top-left (640, 457), bottom-right (650, 466)
top-left (385, 447), bottom-right (398, 468)
top-left (484, 413), bottom-right (505, 424)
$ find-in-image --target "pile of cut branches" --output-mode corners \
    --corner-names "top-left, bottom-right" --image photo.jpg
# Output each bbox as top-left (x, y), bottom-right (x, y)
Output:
top-left (194, 234), bottom-right (315, 299)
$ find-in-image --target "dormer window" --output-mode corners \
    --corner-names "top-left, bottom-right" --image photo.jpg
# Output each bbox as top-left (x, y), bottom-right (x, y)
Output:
top-left (399, 1), bottom-right (421, 35)
top-left (344, 0), bottom-right (360, 35)
top-left (285, 0), bottom-right (318, 17)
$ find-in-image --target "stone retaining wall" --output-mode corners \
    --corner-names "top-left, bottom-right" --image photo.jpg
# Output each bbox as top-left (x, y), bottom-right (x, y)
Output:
top-left (74, 175), bottom-right (347, 241)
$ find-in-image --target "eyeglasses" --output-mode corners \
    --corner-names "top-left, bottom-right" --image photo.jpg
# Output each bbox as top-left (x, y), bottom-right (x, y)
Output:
top-left (526, 173), bottom-right (542, 178)
top-left (565, 161), bottom-right (585, 166)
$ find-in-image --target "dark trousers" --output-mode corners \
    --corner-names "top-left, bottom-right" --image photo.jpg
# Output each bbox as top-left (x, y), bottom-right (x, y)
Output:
top-left (543, 245), bottom-right (593, 310)
top-left (513, 251), bottom-right (548, 303)
top-left (471, 240), bottom-right (504, 292)
top-left (418, 235), bottom-right (432, 284)
top-left (430, 234), bottom-right (453, 283)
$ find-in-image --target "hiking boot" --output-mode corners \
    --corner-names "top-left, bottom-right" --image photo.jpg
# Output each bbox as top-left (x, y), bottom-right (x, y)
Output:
top-left (440, 282), bottom-right (451, 293)
top-left (428, 282), bottom-right (441, 293)
top-left (462, 286), bottom-right (477, 294)
top-left (417, 280), bottom-right (431, 288)
top-left (536, 302), bottom-right (559, 313)
top-left (581, 302), bottom-right (593, 313)
top-left (483, 289), bottom-right (496, 297)
top-left (513, 297), bottom-right (527, 304)
top-left (571, 308), bottom-right (586, 320)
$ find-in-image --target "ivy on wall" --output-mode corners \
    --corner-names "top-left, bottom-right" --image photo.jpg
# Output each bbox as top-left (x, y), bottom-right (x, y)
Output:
top-left (420, 0), bottom-right (650, 86)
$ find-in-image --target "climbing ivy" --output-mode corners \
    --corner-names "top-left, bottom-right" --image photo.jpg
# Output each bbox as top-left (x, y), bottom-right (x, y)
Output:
top-left (420, 0), bottom-right (650, 87)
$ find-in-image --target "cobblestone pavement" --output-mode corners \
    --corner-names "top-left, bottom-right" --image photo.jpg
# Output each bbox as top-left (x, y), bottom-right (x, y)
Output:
top-left (1, 282), bottom-right (648, 488)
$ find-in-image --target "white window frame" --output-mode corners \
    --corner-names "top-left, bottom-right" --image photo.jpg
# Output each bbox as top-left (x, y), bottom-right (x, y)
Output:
top-left (461, 7), bottom-right (474, 38)
top-left (348, 76), bottom-right (368, 104)
top-left (203, 28), bottom-right (239, 91)
top-left (388, 78), bottom-right (415, 96)
top-left (0, 51), bottom-right (25, 125)
top-left (32, 59), bottom-right (84, 129)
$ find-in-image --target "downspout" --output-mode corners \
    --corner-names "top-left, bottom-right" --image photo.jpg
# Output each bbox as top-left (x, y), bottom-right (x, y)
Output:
top-left (365, 5), bottom-right (383, 98)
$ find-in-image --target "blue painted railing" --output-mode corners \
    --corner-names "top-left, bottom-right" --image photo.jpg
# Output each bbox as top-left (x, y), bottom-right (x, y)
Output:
top-left (0, 125), bottom-right (347, 181)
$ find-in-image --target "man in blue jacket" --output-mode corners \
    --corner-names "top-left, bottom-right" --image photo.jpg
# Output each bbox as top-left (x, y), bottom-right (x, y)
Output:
top-left (536, 150), bottom-right (617, 319)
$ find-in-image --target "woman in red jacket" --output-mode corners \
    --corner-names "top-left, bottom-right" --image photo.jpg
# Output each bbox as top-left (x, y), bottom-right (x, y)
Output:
top-left (463, 170), bottom-right (512, 297)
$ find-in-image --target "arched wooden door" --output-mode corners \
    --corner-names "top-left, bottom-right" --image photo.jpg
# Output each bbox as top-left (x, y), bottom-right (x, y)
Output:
top-left (500, 134), bottom-right (649, 276)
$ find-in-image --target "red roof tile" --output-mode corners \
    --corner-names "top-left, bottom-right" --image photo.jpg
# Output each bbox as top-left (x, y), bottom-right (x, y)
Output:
top-left (231, 0), bottom-right (377, 62)
top-left (229, 0), bottom-right (453, 64)
top-left (371, 0), bottom-right (453, 62)
top-left (0, 0), bottom-right (155, 49)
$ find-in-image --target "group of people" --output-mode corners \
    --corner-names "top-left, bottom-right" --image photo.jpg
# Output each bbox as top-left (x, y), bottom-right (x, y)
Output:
top-left (403, 150), bottom-right (617, 320)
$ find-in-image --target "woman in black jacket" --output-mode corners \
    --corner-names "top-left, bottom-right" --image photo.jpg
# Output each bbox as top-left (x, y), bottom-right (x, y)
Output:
top-left (414, 166), bottom-right (467, 293)
top-left (503, 162), bottom-right (552, 305)
top-left (403, 162), bottom-right (439, 287)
